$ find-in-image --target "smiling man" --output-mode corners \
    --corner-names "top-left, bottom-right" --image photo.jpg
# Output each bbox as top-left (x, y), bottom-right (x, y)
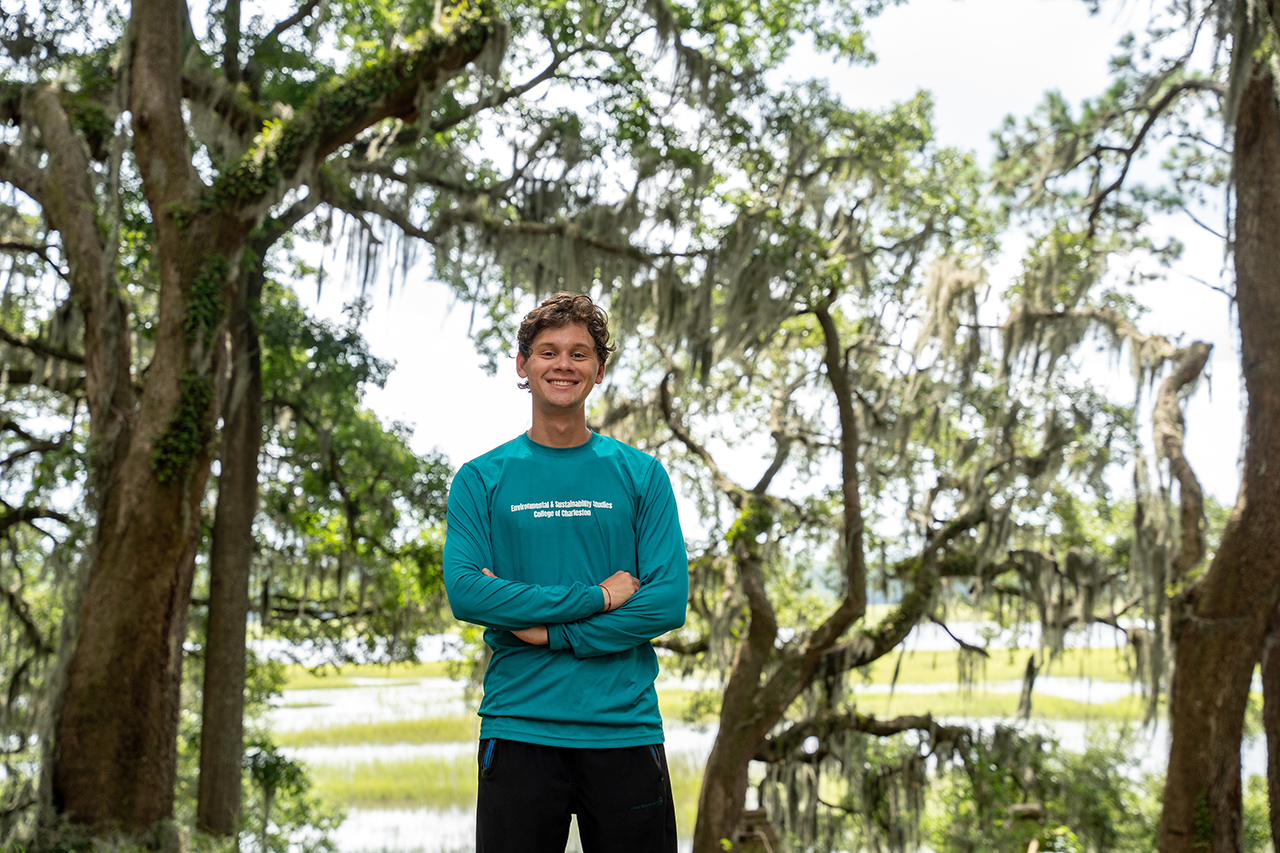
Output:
top-left (442, 292), bottom-right (689, 853)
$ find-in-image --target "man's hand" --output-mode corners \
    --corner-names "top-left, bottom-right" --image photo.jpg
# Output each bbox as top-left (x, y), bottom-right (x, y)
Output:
top-left (600, 570), bottom-right (639, 611)
top-left (481, 568), bottom-right (549, 645)
top-left (512, 625), bottom-right (549, 645)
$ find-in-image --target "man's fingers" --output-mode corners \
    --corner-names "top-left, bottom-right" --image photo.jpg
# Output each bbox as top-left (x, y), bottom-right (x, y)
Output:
top-left (482, 568), bottom-right (497, 577)
top-left (600, 570), bottom-right (640, 609)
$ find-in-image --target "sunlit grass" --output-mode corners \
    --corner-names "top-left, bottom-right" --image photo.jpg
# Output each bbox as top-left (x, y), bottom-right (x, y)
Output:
top-left (282, 660), bottom-right (451, 691)
top-left (854, 688), bottom-right (1154, 723)
top-left (856, 645), bottom-right (1140, 686)
top-left (277, 716), bottom-right (479, 747)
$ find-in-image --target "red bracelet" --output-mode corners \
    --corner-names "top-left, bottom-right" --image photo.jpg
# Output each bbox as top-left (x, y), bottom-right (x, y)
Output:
top-left (600, 584), bottom-right (612, 611)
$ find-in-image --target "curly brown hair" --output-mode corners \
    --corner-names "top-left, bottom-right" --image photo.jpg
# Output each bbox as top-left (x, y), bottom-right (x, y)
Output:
top-left (516, 292), bottom-right (616, 388)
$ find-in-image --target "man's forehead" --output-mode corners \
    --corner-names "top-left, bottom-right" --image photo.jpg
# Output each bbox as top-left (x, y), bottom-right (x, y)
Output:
top-left (530, 323), bottom-right (595, 348)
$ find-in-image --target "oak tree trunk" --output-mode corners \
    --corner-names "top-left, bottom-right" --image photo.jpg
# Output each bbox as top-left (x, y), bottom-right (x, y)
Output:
top-left (196, 269), bottom-right (264, 839)
top-left (40, 0), bottom-right (495, 838)
top-left (51, 0), bottom-right (241, 834)
top-left (1158, 68), bottom-right (1280, 853)
top-left (1261, 598), bottom-right (1280, 853)
top-left (690, 520), bottom-right (778, 853)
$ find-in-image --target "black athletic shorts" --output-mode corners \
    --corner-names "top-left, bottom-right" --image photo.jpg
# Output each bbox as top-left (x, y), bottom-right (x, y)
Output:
top-left (475, 738), bottom-right (678, 853)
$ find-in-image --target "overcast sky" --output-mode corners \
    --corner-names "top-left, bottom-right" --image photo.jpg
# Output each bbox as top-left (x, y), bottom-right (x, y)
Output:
top-left (302, 0), bottom-right (1244, 505)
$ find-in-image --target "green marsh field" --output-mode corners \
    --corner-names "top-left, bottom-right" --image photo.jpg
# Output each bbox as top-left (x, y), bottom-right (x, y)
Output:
top-left (269, 642), bottom-right (1162, 853)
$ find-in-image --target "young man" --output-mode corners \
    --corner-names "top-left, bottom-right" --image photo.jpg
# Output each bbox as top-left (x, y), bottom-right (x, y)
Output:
top-left (442, 292), bottom-right (689, 853)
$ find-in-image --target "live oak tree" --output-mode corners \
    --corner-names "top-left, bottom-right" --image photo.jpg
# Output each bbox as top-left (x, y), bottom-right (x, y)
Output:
top-left (583, 84), bottom-right (1198, 851)
top-left (0, 0), bottom-right (501, 841)
top-left (990, 1), bottom-right (1280, 848)
top-left (196, 278), bottom-right (454, 838)
top-left (0, 0), bottom-right (908, 845)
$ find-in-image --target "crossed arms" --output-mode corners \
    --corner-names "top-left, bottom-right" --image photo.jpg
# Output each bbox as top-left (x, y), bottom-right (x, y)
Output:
top-left (479, 567), bottom-right (640, 646)
top-left (442, 461), bottom-right (689, 659)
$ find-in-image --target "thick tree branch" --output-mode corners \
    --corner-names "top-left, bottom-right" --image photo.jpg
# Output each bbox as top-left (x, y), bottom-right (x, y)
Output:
top-left (222, 0), bottom-right (242, 84)
top-left (0, 325), bottom-right (85, 364)
top-left (1154, 341), bottom-right (1212, 578)
top-left (809, 301), bottom-right (867, 637)
top-left (0, 143), bottom-right (47, 204)
top-left (815, 508), bottom-right (986, 679)
top-left (652, 635), bottom-right (709, 655)
top-left (0, 367), bottom-right (85, 394)
top-left (181, 69), bottom-right (267, 146)
top-left (756, 711), bottom-right (969, 763)
top-left (201, 3), bottom-right (502, 224)
top-left (0, 503), bottom-right (73, 536)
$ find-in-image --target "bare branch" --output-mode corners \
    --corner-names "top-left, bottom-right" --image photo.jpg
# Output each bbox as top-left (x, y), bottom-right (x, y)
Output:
top-left (0, 502), bottom-right (73, 537)
top-left (928, 615), bottom-right (991, 656)
top-left (658, 372), bottom-right (747, 505)
top-left (263, 0), bottom-right (320, 44)
top-left (0, 144), bottom-right (47, 205)
top-left (1084, 78), bottom-right (1226, 237)
top-left (751, 381), bottom-right (799, 495)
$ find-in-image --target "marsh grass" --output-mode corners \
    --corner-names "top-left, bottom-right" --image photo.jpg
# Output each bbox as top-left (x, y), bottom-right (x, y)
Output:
top-left (659, 647), bottom-right (1146, 725)
top-left (658, 683), bottom-right (1152, 726)
top-left (667, 751), bottom-right (703, 833)
top-left (279, 684), bottom-right (1146, 750)
top-left (311, 755), bottom-right (479, 809)
top-left (307, 751), bottom-right (705, 819)
top-left (277, 716), bottom-right (479, 747)
top-left (283, 660), bottom-right (451, 690)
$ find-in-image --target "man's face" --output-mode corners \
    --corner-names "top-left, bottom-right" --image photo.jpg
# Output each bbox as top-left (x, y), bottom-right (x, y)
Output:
top-left (516, 322), bottom-right (606, 416)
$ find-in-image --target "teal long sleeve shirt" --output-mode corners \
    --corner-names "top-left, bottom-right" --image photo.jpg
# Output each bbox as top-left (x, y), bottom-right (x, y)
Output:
top-left (443, 432), bottom-right (689, 747)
